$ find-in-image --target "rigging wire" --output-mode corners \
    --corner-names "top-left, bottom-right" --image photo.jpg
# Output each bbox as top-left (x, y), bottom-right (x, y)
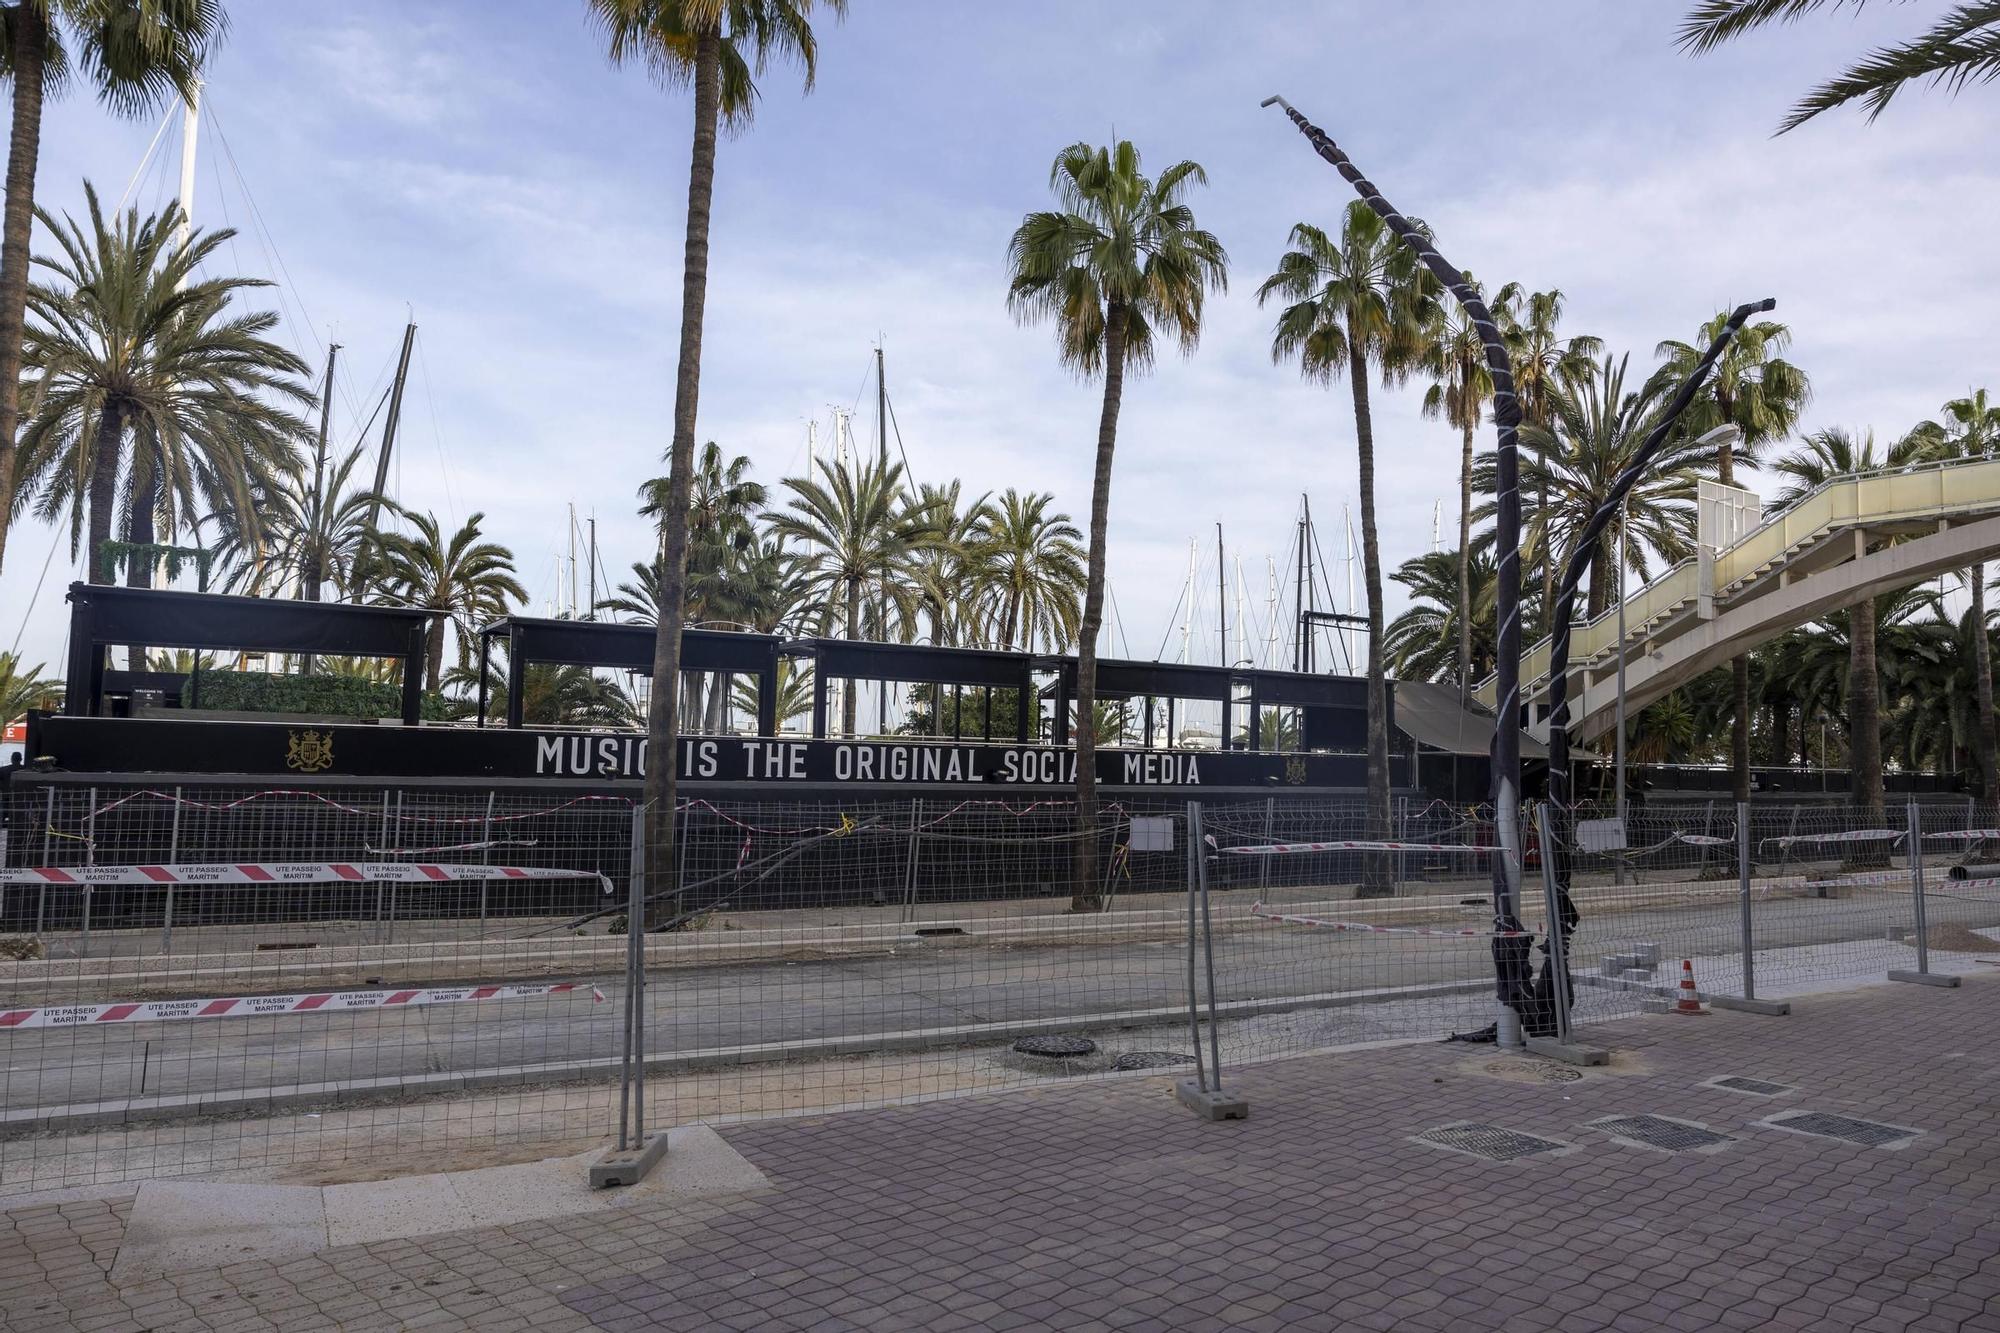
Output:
top-left (412, 330), bottom-right (459, 530)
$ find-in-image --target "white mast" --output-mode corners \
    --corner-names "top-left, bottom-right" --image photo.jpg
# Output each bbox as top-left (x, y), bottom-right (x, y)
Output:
top-left (1432, 500), bottom-right (1442, 553)
top-left (1178, 538), bottom-right (1196, 664)
top-left (1265, 556), bottom-right (1280, 668)
top-left (806, 419), bottom-right (819, 477)
top-left (175, 80), bottom-right (201, 261)
top-left (1343, 504), bottom-right (1359, 670)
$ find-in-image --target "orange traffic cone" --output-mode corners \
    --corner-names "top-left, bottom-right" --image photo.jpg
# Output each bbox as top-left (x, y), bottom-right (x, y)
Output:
top-left (1673, 959), bottom-right (1708, 1016)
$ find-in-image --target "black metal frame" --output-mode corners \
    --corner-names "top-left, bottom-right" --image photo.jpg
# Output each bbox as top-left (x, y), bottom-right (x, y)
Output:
top-left (784, 638), bottom-right (1038, 742)
top-left (476, 616), bottom-right (782, 734)
top-left (62, 583), bottom-right (434, 725)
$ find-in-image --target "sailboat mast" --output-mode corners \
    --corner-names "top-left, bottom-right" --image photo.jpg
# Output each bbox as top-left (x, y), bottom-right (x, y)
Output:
top-left (175, 81), bottom-right (201, 257)
top-left (587, 515), bottom-right (598, 620)
top-left (353, 321), bottom-right (417, 600)
top-left (307, 342), bottom-right (339, 599)
top-left (1216, 523), bottom-right (1226, 666)
top-left (877, 345), bottom-right (888, 461)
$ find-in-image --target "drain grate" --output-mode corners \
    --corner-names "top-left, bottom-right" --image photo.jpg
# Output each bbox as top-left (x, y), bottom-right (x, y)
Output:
top-left (1589, 1114), bottom-right (1733, 1153)
top-left (1705, 1075), bottom-right (1795, 1097)
top-left (1112, 1051), bottom-right (1197, 1071)
top-left (1414, 1122), bottom-right (1569, 1161)
top-left (1762, 1110), bottom-right (1921, 1149)
top-left (1012, 1034), bottom-right (1097, 1058)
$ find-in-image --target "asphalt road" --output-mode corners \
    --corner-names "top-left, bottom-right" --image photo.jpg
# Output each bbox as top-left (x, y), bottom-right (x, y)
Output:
top-left (3, 886), bottom-right (1992, 1116)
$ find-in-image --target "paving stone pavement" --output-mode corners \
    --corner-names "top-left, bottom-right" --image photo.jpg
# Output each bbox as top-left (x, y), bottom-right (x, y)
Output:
top-left (6, 975), bottom-right (2000, 1331)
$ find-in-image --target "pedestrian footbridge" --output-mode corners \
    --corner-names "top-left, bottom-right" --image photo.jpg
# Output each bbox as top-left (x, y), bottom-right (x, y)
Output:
top-left (1473, 456), bottom-right (2000, 743)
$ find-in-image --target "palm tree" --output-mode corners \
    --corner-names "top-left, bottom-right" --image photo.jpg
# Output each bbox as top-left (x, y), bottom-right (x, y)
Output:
top-left (1418, 274), bottom-right (1495, 697)
top-left (641, 439), bottom-right (767, 625)
top-left (1258, 200), bottom-right (1430, 894)
top-left (587, 0), bottom-right (843, 918)
top-left (15, 188), bottom-right (311, 592)
top-left (1906, 389), bottom-right (2000, 801)
top-left (444, 654), bottom-right (638, 728)
top-left (1485, 355), bottom-right (1723, 620)
top-left (1008, 137), bottom-right (1227, 911)
top-left (1678, 1), bottom-right (2000, 132)
top-left (1767, 427), bottom-right (1927, 813)
top-left (1657, 312), bottom-right (1810, 801)
top-left (974, 488), bottom-right (1084, 652)
top-left (906, 478), bottom-right (991, 650)
top-left (206, 441), bottom-right (379, 602)
top-left (0, 0), bottom-right (223, 576)
top-left (768, 448), bottom-right (938, 730)
top-left (370, 508), bottom-right (529, 692)
top-left (1385, 547), bottom-right (1497, 684)
top-left (0, 649), bottom-right (58, 719)
top-left (1495, 285), bottom-right (1604, 633)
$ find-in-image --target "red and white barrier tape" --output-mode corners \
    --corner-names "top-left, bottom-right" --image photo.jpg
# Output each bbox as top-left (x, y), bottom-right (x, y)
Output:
top-left (1250, 902), bottom-right (1530, 939)
top-left (1216, 839), bottom-right (1495, 856)
top-left (0, 981), bottom-right (605, 1030)
top-left (1673, 834), bottom-right (1734, 846)
top-left (1763, 829), bottom-right (1903, 847)
top-left (1925, 829), bottom-right (2000, 840)
top-left (0, 862), bottom-right (612, 893)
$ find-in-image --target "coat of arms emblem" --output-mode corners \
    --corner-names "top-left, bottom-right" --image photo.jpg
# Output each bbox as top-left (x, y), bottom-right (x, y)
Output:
top-left (286, 729), bottom-right (335, 773)
top-left (1284, 755), bottom-right (1308, 785)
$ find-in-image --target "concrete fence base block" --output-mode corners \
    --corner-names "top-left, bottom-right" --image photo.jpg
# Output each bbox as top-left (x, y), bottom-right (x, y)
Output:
top-left (1175, 1079), bottom-right (1248, 1121)
top-left (1710, 995), bottom-right (1792, 1016)
top-left (588, 1131), bottom-right (670, 1188)
top-left (1524, 1037), bottom-right (1610, 1066)
top-left (1888, 970), bottom-right (1962, 989)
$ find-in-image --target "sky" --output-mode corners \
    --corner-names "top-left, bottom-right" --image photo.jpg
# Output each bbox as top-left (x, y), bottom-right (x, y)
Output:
top-left (4, 0), bottom-right (1997, 680)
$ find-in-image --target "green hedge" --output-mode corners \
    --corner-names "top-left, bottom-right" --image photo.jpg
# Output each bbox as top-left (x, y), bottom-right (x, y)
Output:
top-left (182, 671), bottom-right (454, 721)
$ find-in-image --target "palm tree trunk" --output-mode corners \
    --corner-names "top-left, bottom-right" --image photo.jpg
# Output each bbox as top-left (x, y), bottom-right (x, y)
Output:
top-left (1849, 596), bottom-right (1884, 814)
top-left (1071, 301), bottom-right (1128, 913)
top-left (122, 460), bottom-right (159, 670)
top-left (1972, 562), bottom-right (1996, 812)
top-left (1456, 415), bottom-right (1473, 700)
top-left (426, 618), bottom-right (445, 694)
top-left (1349, 347), bottom-right (1392, 896)
top-left (0, 5), bottom-right (46, 576)
top-left (641, 28), bottom-right (722, 928)
top-left (842, 573), bottom-right (860, 734)
top-left (85, 406), bottom-right (124, 587)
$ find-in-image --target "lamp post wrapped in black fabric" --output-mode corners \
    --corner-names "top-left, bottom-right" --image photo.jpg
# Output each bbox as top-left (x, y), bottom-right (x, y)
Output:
top-left (1261, 96), bottom-right (1534, 1036)
top-left (1533, 298), bottom-right (1772, 1035)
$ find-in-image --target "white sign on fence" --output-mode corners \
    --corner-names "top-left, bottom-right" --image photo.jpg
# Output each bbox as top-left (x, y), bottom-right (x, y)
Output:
top-left (1576, 817), bottom-right (1629, 853)
top-left (1128, 817), bottom-right (1174, 852)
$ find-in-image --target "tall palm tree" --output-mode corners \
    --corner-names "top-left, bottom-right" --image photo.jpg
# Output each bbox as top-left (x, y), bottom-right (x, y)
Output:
top-left (0, 0), bottom-right (223, 576)
top-left (1494, 284), bottom-right (1604, 633)
top-left (1007, 137), bottom-right (1227, 911)
top-left (370, 508), bottom-right (529, 692)
top-left (15, 188), bottom-right (311, 589)
top-left (768, 448), bottom-right (938, 730)
top-left (1417, 273), bottom-right (1495, 696)
top-left (1656, 311), bottom-right (1811, 802)
top-left (1679, 1), bottom-right (2000, 132)
top-left (587, 0), bottom-right (843, 916)
top-left (1384, 546), bottom-right (1497, 685)
top-left (1767, 427), bottom-right (1927, 813)
top-left (1258, 200), bottom-right (1431, 893)
top-left (641, 439), bottom-right (766, 625)
top-left (1906, 388), bottom-right (2000, 801)
top-left (906, 479), bottom-right (991, 650)
top-left (974, 488), bottom-right (1084, 652)
top-left (206, 441), bottom-right (378, 601)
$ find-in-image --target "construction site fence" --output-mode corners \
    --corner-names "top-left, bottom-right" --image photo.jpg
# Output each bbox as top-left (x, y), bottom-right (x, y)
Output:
top-left (0, 785), bottom-right (1985, 1194)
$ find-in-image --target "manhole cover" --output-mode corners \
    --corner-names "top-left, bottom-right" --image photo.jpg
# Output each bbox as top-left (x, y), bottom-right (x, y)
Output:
top-left (1112, 1051), bottom-right (1197, 1071)
top-left (1761, 1111), bottom-right (1921, 1149)
top-left (1414, 1122), bottom-right (1569, 1161)
top-left (1589, 1114), bottom-right (1733, 1153)
top-left (1704, 1075), bottom-right (1795, 1097)
top-left (1012, 1034), bottom-right (1097, 1058)
top-left (1484, 1059), bottom-right (1584, 1085)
